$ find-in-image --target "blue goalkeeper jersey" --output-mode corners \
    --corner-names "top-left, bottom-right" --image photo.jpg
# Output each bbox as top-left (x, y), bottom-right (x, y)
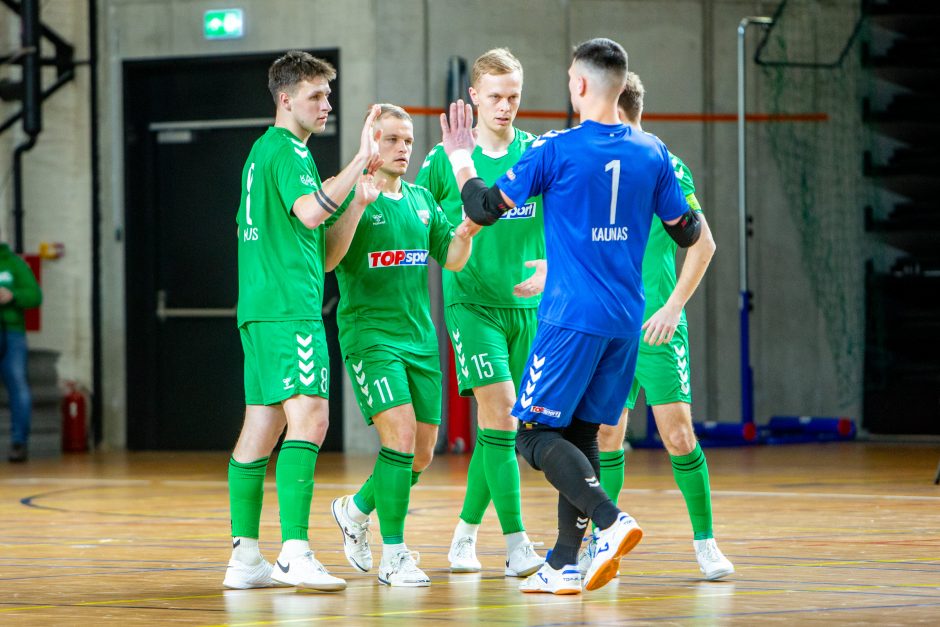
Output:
top-left (496, 120), bottom-right (687, 338)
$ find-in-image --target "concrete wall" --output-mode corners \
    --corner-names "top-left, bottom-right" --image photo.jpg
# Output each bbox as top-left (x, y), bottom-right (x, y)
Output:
top-left (0, 0), bottom-right (866, 450)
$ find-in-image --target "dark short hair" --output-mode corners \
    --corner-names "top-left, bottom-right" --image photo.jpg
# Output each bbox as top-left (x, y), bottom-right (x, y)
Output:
top-left (572, 38), bottom-right (628, 85)
top-left (618, 71), bottom-right (645, 121)
top-left (268, 50), bottom-right (336, 104)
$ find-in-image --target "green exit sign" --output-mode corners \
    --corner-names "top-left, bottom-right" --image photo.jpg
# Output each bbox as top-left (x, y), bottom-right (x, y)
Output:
top-left (204, 9), bottom-right (244, 40)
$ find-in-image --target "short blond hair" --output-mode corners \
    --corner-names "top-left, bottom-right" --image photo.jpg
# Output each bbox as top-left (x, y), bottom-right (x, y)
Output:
top-left (369, 103), bottom-right (412, 124)
top-left (618, 71), bottom-right (645, 122)
top-left (471, 48), bottom-right (523, 87)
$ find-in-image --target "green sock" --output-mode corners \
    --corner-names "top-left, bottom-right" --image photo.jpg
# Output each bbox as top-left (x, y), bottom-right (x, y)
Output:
top-left (275, 440), bottom-right (319, 542)
top-left (599, 448), bottom-right (626, 504)
top-left (373, 447), bottom-right (415, 544)
top-left (353, 475), bottom-right (376, 515)
top-left (480, 428), bottom-right (524, 534)
top-left (459, 428), bottom-right (491, 525)
top-left (671, 443), bottom-right (714, 540)
top-left (228, 456), bottom-right (269, 538)
top-left (353, 464), bottom-right (423, 515)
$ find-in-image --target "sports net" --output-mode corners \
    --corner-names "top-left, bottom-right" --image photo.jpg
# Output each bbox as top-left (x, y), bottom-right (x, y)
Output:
top-left (755, 0), bottom-right (867, 409)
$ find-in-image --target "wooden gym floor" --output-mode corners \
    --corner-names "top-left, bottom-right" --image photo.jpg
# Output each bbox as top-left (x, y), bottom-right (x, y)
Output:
top-left (1, 442), bottom-right (938, 625)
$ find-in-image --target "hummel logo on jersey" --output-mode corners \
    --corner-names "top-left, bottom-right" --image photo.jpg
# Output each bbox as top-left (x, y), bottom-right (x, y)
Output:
top-left (417, 209), bottom-right (431, 224)
top-left (368, 249), bottom-right (429, 268)
top-left (299, 174), bottom-right (317, 186)
top-left (499, 202), bottom-right (536, 220)
top-left (372, 213), bottom-right (386, 225)
top-left (283, 377), bottom-right (293, 390)
top-left (276, 560), bottom-right (290, 573)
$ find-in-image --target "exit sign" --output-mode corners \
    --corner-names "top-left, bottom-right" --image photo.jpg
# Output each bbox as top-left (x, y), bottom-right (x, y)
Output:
top-left (204, 9), bottom-right (244, 40)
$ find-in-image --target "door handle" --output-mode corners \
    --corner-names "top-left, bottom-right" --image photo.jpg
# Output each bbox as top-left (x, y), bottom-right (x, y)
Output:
top-left (156, 290), bottom-right (236, 321)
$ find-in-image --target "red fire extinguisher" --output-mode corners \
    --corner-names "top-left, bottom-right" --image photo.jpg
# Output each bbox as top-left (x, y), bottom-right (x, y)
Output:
top-left (62, 382), bottom-right (88, 453)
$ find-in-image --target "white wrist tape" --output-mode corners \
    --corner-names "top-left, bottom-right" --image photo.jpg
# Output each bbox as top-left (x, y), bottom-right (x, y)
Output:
top-left (448, 149), bottom-right (474, 173)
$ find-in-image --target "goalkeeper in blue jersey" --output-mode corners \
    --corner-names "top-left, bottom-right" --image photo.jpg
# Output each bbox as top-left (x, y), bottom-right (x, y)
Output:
top-left (439, 38), bottom-right (708, 594)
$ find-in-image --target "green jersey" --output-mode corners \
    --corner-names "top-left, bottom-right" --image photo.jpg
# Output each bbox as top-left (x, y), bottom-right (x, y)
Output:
top-left (416, 129), bottom-right (545, 308)
top-left (236, 126), bottom-right (329, 327)
top-left (641, 152), bottom-right (704, 325)
top-left (334, 180), bottom-right (455, 356)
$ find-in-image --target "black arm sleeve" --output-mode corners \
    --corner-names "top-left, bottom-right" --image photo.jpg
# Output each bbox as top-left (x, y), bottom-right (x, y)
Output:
top-left (662, 209), bottom-right (702, 248)
top-left (460, 177), bottom-right (511, 226)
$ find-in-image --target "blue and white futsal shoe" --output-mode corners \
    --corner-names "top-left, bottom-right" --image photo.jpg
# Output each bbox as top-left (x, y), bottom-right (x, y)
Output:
top-left (583, 512), bottom-right (643, 591)
top-left (519, 562), bottom-right (582, 595)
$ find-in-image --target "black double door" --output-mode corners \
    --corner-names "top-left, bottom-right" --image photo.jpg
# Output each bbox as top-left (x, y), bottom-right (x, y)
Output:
top-left (124, 51), bottom-right (344, 450)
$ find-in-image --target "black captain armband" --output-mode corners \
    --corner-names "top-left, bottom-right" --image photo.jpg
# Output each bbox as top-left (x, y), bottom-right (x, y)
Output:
top-left (460, 177), bottom-right (510, 226)
top-left (663, 209), bottom-right (702, 248)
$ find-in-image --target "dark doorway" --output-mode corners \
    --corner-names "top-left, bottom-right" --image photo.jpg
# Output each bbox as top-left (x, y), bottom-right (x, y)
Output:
top-left (123, 51), bottom-right (344, 450)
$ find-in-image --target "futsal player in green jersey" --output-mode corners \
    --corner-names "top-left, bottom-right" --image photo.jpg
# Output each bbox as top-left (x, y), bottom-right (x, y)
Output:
top-left (415, 48), bottom-right (545, 577)
top-left (328, 105), bottom-right (477, 586)
top-left (224, 51), bottom-right (383, 592)
top-left (578, 71), bottom-right (732, 580)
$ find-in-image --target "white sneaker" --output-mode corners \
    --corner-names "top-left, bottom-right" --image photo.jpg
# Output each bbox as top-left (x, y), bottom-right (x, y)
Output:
top-left (584, 512), bottom-right (643, 591)
top-left (519, 562), bottom-right (581, 595)
top-left (505, 541), bottom-right (544, 577)
top-left (378, 549), bottom-right (430, 587)
top-left (331, 495), bottom-right (373, 572)
top-left (270, 550), bottom-right (347, 591)
top-left (694, 538), bottom-right (735, 580)
top-left (223, 556), bottom-right (292, 589)
top-left (576, 534), bottom-right (596, 577)
top-left (448, 535), bottom-right (482, 573)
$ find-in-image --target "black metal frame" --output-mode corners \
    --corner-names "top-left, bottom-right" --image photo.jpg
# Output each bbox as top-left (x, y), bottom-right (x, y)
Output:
top-left (753, 0), bottom-right (864, 69)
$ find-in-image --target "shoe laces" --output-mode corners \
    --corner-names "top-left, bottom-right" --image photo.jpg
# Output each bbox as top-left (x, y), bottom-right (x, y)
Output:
top-left (298, 550), bottom-right (328, 574)
top-left (453, 536), bottom-right (475, 559)
top-left (389, 550), bottom-right (422, 574)
top-left (516, 541), bottom-right (539, 559)
top-left (350, 523), bottom-right (372, 547)
top-left (697, 540), bottom-right (723, 563)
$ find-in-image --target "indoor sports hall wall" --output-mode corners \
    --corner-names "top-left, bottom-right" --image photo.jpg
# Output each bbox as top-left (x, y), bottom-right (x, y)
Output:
top-left (0, 0), bottom-right (867, 451)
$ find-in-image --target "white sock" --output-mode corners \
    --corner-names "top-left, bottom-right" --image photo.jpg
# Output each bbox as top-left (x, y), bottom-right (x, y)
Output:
top-left (504, 531), bottom-right (530, 554)
top-left (346, 497), bottom-right (369, 524)
top-left (453, 519), bottom-right (480, 541)
top-left (382, 542), bottom-right (406, 559)
top-left (231, 537), bottom-right (262, 564)
top-left (280, 539), bottom-right (310, 558)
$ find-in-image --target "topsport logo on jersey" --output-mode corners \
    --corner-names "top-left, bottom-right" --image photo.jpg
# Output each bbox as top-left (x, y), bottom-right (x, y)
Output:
top-left (368, 249), bottom-right (429, 268)
top-left (500, 202), bottom-right (536, 220)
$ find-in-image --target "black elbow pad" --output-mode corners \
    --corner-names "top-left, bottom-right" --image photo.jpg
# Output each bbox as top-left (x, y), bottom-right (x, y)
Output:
top-left (461, 177), bottom-right (510, 226)
top-left (663, 210), bottom-right (701, 248)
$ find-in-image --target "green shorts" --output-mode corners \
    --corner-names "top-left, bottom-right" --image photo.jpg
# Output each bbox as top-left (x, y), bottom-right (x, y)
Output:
top-left (345, 346), bottom-right (442, 426)
top-left (625, 324), bottom-right (693, 409)
top-left (444, 303), bottom-right (537, 396)
top-left (240, 319), bottom-right (330, 406)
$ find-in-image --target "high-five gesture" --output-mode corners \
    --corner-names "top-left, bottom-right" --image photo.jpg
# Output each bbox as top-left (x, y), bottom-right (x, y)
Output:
top-left (440, 100), bottom-right (477, 156)
top-left (359, 104), bottom-right (384, 164)
top-left (353, 172), bottom-right (385, 207)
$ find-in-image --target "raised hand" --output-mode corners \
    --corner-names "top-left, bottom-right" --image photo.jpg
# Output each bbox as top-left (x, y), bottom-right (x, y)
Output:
top-left (359, 104), bottom-right (382, 160)
top-left (353, 172), bottom-right (385, 207)
top-left (439, 99), bottom-right (476, 156)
